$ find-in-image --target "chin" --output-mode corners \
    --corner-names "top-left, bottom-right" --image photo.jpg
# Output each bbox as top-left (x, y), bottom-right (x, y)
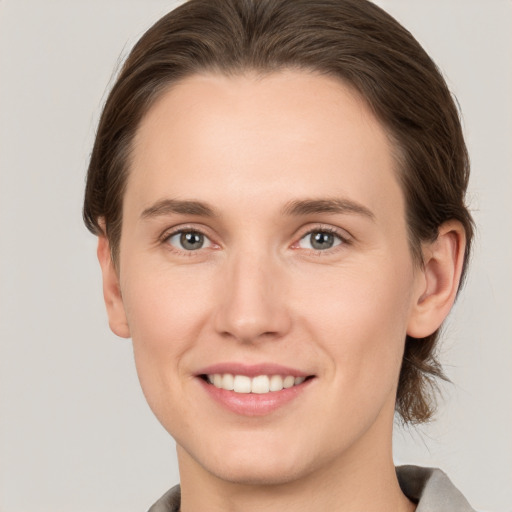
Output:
top-left (194, 434), bottom-right (331, 487)
top-left (205, 457), bottom-right (310, 487)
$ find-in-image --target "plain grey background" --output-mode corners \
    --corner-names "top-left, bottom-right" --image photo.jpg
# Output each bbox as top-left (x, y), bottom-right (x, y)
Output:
top-left (0, 1), bottom-right (511, 511)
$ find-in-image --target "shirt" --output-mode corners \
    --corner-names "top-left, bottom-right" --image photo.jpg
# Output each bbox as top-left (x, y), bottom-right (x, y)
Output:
top-left (147, 465), bottom-right (476, 512)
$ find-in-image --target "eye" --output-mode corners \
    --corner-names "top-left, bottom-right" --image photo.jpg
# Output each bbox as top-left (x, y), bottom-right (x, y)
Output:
top-left (297, 229), bottom-right (344, 251)
top-left (166, 230), bottom-right (213, 251)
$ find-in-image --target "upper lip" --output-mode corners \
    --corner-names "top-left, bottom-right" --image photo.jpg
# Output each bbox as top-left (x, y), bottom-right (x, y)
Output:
top-left (196, 362), bottom-right (312, 378)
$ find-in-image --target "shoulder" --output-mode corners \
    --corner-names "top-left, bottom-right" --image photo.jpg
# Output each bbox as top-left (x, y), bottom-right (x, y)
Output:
top-left (396, 465), bottom-right (476, 511)
top-left (147, 484), bottom-right (180, 512)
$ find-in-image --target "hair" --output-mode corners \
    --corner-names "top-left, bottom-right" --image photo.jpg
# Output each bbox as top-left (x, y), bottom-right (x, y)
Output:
top-left (83, 0), bottom-right (474, 424)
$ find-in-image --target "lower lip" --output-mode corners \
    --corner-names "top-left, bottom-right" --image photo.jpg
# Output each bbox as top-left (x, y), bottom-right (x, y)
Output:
top-left (198, 377), bottom-right (313, 416)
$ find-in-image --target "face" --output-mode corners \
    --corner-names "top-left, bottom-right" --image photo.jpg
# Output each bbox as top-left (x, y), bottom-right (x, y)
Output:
top-left (106, 71), bottom-right (428, 485)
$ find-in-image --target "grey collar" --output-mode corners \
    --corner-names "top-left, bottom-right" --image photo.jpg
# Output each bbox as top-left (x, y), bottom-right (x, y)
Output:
top-left (148, 465), bottom-right (476, 512)
top-left (396, 465), bottom-right (476, 511)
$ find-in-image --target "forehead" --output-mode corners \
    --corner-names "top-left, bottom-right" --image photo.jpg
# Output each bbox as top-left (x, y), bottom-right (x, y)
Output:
top-left (126, 70), bottom-right (404, 227)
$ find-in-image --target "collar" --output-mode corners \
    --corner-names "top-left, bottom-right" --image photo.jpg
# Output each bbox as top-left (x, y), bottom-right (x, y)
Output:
top-left (148, 465), bottom-right (476, 512)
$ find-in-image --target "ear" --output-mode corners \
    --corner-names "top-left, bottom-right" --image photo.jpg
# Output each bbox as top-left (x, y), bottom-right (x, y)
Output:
top-left (407, 221), bottom-right (466, 338)
top-left (97, 235), bottom-right (131, 338)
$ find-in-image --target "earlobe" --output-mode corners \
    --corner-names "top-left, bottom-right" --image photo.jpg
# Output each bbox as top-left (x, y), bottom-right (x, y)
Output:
top-left (97, 236), bottom-right (131, 339)
top-left (407, 221), bottom-right (466, 338)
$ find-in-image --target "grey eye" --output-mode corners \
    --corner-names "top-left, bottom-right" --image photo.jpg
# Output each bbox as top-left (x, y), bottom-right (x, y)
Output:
top-left (298, 230), bottom-right (342, 250)
top-left (167, 231), bottom-right (212, 251)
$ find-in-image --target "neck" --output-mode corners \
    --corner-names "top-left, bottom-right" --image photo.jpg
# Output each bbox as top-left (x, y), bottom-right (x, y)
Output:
top-left (177, 412), bottom-right (415, 512)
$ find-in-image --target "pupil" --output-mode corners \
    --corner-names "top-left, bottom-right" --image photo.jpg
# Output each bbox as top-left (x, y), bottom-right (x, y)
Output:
top-left (181, 232), bottom-right (203, 250)
top-left (311, 232), bottom-right (333, 250)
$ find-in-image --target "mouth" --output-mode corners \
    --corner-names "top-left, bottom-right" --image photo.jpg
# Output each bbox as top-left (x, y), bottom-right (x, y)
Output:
top-left (200, 373), bottom-right (310, 394)
top-left (196, 364), bottom-right (315, 416)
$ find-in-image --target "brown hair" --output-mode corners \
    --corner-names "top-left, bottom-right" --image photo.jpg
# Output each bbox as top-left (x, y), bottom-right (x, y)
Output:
top-left (83, 0), bottom-right (474, 424)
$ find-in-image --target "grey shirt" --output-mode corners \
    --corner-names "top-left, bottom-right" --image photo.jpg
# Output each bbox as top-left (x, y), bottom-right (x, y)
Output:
top-left (147, 465), bottom-right (476, 512)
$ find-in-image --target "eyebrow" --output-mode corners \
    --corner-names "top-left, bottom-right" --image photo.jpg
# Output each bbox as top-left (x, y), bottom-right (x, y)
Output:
top-left (140, 199), bottom-right (218, 219)
top-left (140, 197), bottom-right (375, 221)
top-left (281, 198), bottom-right (375, 220)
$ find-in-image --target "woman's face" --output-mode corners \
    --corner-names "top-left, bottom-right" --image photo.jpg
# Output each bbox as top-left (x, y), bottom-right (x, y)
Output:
top-left (110, 71), bottom-right (425, 484)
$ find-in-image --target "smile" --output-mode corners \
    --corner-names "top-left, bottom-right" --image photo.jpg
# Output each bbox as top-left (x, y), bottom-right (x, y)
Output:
top-left (197, 364), bottom-right (314, 416)
top-left (206, 374), bottom-right (306, 394)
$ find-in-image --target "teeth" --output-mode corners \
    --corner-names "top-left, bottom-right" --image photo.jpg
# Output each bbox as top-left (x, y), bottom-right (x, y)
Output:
top-left (233, 375), bottom-right (251, 393)
top-left (269, 374), bottom-right (284, 392)
top-left (251, 375), bottom-right (270, 394)
top-left (222, 373), bottom-right (234, 390)
top-left (283, 375), bottom-right (295, 388)
top-left (206, 373), bottom-right (308, 394)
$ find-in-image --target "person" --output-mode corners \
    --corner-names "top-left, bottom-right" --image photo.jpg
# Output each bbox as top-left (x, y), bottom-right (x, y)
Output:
top-left (83, 0), bottom-right (476, 510)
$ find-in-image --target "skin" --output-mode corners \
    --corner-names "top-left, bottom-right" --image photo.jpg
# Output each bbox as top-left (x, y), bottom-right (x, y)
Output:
top-left (98, 71), bottom-right (465, 512)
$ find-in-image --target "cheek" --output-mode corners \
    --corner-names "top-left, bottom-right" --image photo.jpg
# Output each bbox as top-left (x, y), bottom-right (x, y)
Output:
top-left (123, 258), bottom-right (214, 336)
top-left (297, 257), bottom-right (415, 392)
top-left (120, 262), bottom-right (215, 408)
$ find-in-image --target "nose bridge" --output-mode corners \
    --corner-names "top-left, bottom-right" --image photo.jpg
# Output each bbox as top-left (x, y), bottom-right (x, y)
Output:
top-left (214, 244), bottom-right (290, 342)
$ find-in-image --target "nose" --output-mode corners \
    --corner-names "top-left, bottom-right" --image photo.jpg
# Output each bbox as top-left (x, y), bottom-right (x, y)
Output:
top-left (213, 249), bottom-right (292, 344)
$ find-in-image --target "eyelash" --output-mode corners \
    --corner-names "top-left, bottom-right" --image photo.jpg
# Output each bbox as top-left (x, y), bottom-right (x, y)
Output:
top-left (160, 225), bottom-right (213, 256)
top-left (295, 226), bottom-right (350, 253)
top-left (159, 224), bottom-right (351, 256)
